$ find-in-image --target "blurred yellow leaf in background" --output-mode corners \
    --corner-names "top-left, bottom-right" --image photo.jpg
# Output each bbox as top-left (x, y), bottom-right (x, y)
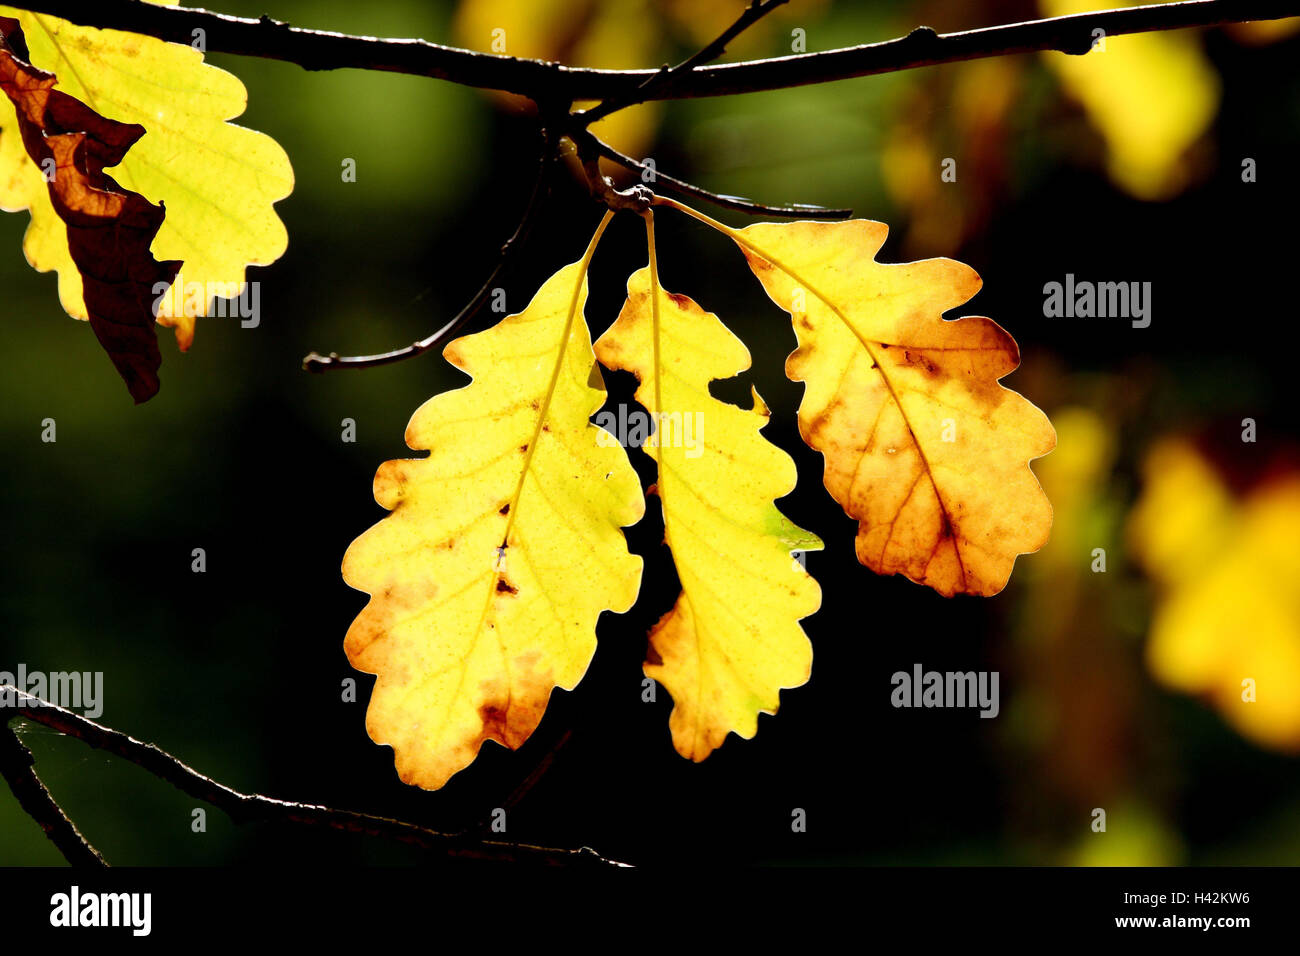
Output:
top-left (1067, 800), bottom-right (1183, 865)
top-left (1039, 0), bottom-right (1219, 199)
top-left (881, 56), bottom-right (1020, 256)
top-left (1029, 405), bottom-right (1117, 577)
top-left (454, 0), bottom-right (662, 159)
top-left (1131, 440), bottom-right (1300, 752)
top-left (453, 0), bottom-right (813, 163)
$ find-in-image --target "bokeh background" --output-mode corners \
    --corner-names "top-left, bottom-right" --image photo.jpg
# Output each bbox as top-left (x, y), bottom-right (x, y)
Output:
top-left (2, 0), bottom-right (1299, 865)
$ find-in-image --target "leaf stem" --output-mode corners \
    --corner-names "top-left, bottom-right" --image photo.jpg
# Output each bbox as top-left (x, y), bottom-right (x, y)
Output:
top-left (589, 134), bottom-right (851, 220)
top-left (652, 194), bottom-right (746, 239)
top-left (500, 209), bottom-right (616, 551)
top-left (643, 209), bottom-right (664, 477)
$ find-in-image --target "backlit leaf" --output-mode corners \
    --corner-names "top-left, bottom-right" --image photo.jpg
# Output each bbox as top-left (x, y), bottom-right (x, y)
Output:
top-left (342, 218), bottom-right (644, 790)
top-left (726, 217), bottom-right (1055, 597)
top-left (1039, 0), bottom-right (1219, 199)
top-left (0, 3), bottom-right (293, 350)
top-left (594, 223), bottom-right (821, 761)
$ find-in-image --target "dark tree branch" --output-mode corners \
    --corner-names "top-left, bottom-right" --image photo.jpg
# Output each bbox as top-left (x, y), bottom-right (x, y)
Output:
top-left (10, 1), bottom-right (1298, 102)
top-left (302, 125), bottom-right (561, 373)
top-left (14, 1), bottom-right (1291, 375)
top-left (1, 689), bottom-right (627, 866)
top-left (0, 723), bottom-right (107, 867)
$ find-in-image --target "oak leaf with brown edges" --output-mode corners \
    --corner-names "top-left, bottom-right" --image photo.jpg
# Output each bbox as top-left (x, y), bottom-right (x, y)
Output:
top-left (728, 218), bottom-right (1055, 597)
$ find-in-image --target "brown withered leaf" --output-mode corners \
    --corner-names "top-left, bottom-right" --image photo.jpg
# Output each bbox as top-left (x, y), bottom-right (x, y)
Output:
top-left (0, 16), bottom-right (180, 402)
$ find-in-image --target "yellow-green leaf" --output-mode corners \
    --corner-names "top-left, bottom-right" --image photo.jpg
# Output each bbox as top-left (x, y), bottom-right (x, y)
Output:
top-left (593, 223), bottom-right (821, 761)
top-left (342, 218), bottom-right (644, 790)
top-left (714, 215), bottom-right (1055, 598)
top-left (0, 3), bottom-right (293, 349)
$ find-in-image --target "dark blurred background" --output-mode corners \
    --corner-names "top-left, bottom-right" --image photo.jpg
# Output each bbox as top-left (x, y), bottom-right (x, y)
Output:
top-left (2, 0), bottom-right (1298, 865)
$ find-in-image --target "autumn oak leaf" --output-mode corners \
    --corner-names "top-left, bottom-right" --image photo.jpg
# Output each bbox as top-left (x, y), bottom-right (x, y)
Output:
top-left (594, 232), bottom-right (822, 761)
top-left (0, 15), bottom-right (179, 402)
top-left (727, 217), bottom-right (1055, 597)
top-left (342, 219), bottom-right (644, 790)
top-left (0, 4), bottom-right (293, 353)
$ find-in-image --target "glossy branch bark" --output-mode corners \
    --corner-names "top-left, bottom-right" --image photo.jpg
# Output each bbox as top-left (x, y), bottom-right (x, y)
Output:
top-left (10, 1), bottom-right (1297, 104)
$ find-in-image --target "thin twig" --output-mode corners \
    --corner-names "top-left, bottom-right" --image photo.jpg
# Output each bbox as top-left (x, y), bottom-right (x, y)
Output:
top-left (502, 729), bottom-right (572, 815)
top-left (12, 1), bottom-right (1298, 100)
top-left (0, 723), bottom-right (107, 867)
top-left (577, 0), bottom-right (790, 125)
top-left (1, 689), bottom-right (627, 866)
top-left (585, 132), bottom-right (852, 219)
top-left (302, 126), bottom-right (560, 373)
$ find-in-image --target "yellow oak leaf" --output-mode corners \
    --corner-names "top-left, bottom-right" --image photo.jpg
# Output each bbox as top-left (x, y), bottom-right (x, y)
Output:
top-left (593, 217), bottom-right (821, 761)
top-left (1130, 439), bottom-right (1300, 752)
top-left (0, 3), bottom-right (292, 350)
top-left (695, 213), bottom-right (1054, 597)
top-left (1039, 0), bottom-right (1219, 199)
top-left (342, 216), bottom-right (644, 790)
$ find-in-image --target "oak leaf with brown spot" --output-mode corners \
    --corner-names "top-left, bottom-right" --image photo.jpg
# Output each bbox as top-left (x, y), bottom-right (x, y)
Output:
top-left (342, 225), bottom-right (643, 790)
top-left (731, 218), bottom-right (1055, 597)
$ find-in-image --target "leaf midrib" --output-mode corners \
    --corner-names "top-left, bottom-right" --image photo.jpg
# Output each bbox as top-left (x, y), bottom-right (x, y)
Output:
top-left (728, 227), bottom-right (969, 590)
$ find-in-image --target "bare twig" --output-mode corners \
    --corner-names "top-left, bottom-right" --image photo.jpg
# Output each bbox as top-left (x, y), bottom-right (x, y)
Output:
top-left (584, 131), bottom-right (852, 219)
top-left (501, 729), bottom-right (573, 815)
top-left (302, 126), bottom-right (560, 373)
top-left (0, 723), bottom-right (107, 867)
top-left (578, 0), bottom-right (790, 125)
top-left (12, 1), bottom-right (1298, 101)
top-left (0, 689), bottom-right (627, 866)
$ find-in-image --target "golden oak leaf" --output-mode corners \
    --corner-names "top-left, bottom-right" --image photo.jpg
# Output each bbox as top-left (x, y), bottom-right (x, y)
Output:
top-left (342, 221), bottom-right (644, 790)
top-left (1130, 440), bottom-right (1300, 752)
top-left (594, 234), bottom-right (821, 761)
top-left (725, 217), bottom-right (1055, 597)
top-left (0, 3), bottom-right (292, 350)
